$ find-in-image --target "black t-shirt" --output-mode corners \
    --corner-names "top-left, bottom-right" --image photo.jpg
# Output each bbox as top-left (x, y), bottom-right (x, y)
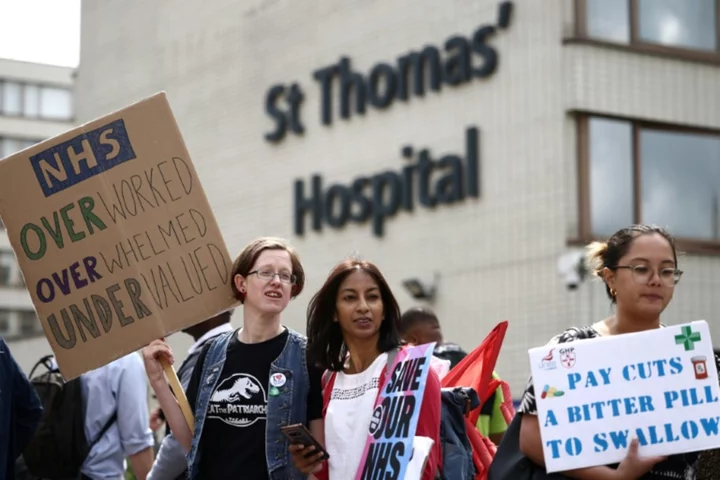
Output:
top-left (185, 328), bottom-right (324, 479)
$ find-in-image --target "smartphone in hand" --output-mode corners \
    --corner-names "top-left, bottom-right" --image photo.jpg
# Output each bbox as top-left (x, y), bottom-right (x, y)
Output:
top-left (281, 423), bottom-right (330, 461)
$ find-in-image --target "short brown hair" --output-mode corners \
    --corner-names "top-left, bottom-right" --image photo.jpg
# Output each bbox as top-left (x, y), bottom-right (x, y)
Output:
top-left (231, 237), bottom-right (305, 303)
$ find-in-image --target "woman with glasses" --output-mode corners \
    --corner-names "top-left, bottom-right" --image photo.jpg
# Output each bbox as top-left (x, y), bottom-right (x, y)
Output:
top-left (142, 237), bottom-right (323, 480)
top-left (514, 225), bottom-right (720, 479)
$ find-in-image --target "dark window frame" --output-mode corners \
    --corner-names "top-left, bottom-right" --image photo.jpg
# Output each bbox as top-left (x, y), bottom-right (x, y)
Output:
top-left (19, 310), bottom-right (38, 335)
top-left (0, 79), bottom-right (75, 122)
top-left (0, 309), bottom-right (9, 335)
top-left (575, 112), bottom-right (720, 255)
top-left (570, 0), bottom-right (720, 66)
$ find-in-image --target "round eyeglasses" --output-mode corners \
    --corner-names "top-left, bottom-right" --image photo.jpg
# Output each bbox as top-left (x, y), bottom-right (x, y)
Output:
top-left (248, 269), bottom-right (297, 285)
top-left (612, 265), bottom-right (683, 287)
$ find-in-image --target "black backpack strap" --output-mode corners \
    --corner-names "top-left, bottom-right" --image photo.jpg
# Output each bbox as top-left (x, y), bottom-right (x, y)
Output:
top-left (386, 347), bottom-right (399, 370)
top-left (89, 410), bottom-right (117, 450)
top-left (29, 354), bottom-right (57, 379)
top-left (384, 347), bottom-right (400, 381)
top-left (480, 390), bottom-right (496, 416)
top-left (87, 386), bottom-right (119, 451)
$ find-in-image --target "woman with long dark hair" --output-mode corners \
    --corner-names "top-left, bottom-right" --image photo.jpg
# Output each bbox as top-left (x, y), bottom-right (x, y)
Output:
top-left (291, 258), bottom-right (442, 479)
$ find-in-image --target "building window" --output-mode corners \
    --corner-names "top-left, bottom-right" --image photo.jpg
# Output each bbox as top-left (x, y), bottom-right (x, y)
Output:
top-left (1, 81), bottom-right (22, 116)
top-left (0, 81), bottom-right (73, 120)
top-left (0, 251), bottom-right (13, 287)
top-left (23, 84), bottom-right (40, 117)
top-left (40, 87), bottom-right (73, 119)
top-left (0, 137), bottom-right (42, 159)
top-left (0, 310), bottom-right (9, 335)
top-left (579, 115), bottom-right (720, 247)
top-left (578, 0), bottom-right (719, 55)
top-left (0, 137), bottom-right (24, 158)
top-left (19, 310), bottom-right (39, 335)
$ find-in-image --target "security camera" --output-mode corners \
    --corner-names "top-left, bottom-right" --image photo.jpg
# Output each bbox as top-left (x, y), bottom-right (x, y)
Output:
top-left (557, 250), bottom-right (587, 290)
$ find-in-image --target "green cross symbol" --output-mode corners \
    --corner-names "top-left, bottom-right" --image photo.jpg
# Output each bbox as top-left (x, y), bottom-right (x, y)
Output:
top-left (675, 326), bottom-right (702, 351)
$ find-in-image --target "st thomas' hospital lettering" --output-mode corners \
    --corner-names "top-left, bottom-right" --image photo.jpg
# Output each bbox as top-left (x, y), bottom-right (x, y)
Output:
top-left (530, 323), bottom-right (720, 472)
top-left (17, 120), bottom-right (230, 350)
top-left (260, 2), bottom-right (514, 238)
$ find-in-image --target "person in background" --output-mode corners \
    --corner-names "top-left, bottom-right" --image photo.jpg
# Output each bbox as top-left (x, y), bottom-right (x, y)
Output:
top-left (400, 307), bottom-right (509, 445)
top-left (80, 353), bottom-right (155, 480)
top-left (143, 237), bottom-right (323, 480)
top-left (517, 225), bottom-right (720, 478)
top-left (476, 371), bottom-right (508, 445)
top-left (433, 342), bottom-right (468, 369)
top-left (0, 337), bottom-right (42, 480)
top-left (292, 259), bottom-right (442, 480)
top-left (399, 307), bottom-right (451, 378)
top-left (147, 311), bottom-right (234, 480)
top-left (401, 306), bottom-right (468, 369)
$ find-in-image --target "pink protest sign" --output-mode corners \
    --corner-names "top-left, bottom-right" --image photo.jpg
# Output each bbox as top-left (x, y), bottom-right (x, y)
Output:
top-left (355, 343), bottom-right (436, 480)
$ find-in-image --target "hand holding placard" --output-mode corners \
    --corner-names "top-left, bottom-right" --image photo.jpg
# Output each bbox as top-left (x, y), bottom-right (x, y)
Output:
top-left (528, 321), bottom-right (720, 473)
top-left (615, 438), bottom-right (667, 480)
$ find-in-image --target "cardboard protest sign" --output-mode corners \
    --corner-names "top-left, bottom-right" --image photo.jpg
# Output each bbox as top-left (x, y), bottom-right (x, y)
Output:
top-left (356, 343), bottom-right (436, 480)
top-left (529, 321), bottom-right (720, 473)
top-left (0, 92), bottom-right (238, 380)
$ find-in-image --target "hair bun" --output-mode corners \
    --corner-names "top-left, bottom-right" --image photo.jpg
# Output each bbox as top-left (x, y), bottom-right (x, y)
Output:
top-left (585, 241), bottom-right (608, 277)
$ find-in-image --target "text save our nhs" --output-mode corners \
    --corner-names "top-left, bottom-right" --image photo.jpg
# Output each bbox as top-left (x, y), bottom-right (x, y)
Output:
top-left (30, 119), bottom-right (136, 197)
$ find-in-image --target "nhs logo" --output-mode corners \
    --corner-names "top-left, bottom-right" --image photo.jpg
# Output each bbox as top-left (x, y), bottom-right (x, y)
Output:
top-left (30, 119), bottom-right (136, 197)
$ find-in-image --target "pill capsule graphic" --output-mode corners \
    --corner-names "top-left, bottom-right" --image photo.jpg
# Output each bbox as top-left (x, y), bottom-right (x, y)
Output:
top-left (541, 384), bottom-right (550, 399)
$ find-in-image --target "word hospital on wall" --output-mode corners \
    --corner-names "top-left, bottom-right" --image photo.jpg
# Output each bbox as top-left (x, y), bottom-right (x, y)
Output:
top-left (260, 2), bottom-right (514, 237)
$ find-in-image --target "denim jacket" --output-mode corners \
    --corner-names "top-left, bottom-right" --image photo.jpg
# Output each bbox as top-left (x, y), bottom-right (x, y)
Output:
top-left (186, 328), bottom-right (310, 480)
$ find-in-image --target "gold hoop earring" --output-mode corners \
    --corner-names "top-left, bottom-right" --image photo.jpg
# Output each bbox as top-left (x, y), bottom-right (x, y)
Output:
top-left (610, 288), bottom-right (617, 297)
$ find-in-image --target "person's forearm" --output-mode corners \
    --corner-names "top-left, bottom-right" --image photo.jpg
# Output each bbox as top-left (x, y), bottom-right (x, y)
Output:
top-left (150, 379), bottom-right (193, 451)
top-left (563, 467), bottom-right (619, 480)
top-left (148, 433), bottom-right (188, 480)
top-left (525, 446), bottom-right (618, 480)
top-left (129, 446), bottom-right (154, 480)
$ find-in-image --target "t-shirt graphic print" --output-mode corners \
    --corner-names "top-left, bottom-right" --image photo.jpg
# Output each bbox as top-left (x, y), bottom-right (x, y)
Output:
top-left (208, 373), bottom-right (267, 427)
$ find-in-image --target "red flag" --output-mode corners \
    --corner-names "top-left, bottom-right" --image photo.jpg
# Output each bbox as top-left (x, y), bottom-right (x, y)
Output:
top-left (442, 321), bottom-right (508, 424)
top-left (441, 321), bottom-right (510, 480)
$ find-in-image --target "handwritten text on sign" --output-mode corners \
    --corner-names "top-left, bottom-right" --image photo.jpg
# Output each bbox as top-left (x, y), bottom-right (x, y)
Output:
top-left (356, 343), bottom-right (435, 480)
top-left (0, 93), bottom-right (237, 379)
top-left (528, 321), bottom-right (720, 473)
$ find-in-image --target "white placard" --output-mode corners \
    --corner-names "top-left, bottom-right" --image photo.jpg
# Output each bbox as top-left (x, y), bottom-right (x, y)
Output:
top-left (528, 321), bottom-right (720, 473)
top-left (404, 436), bottom-right (435, 480)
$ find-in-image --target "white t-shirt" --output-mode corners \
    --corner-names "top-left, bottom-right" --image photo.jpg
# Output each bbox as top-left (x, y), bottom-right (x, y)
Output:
top-left (325, 352), bottom-right (388, 479)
